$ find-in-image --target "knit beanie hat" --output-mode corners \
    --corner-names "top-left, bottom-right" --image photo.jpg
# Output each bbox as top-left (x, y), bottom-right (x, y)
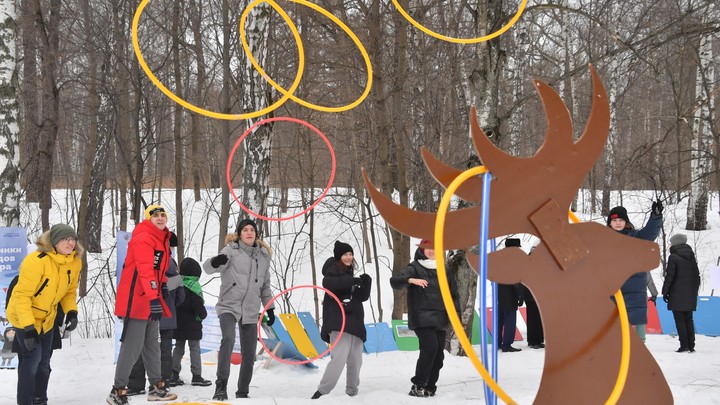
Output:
top-left (236, 218), bottom-right (258, 235)
top-left (333, 241), bottom-right (354, 261)
top-left (180, 257), bottom-right (202, 277)
top-left (169, 232), bottom-right (178, 247)
top-left (144, 204), bottom-right (166, 220)
top-left (669, 234), bottom-right (687, 247)
top-left (417, 239), bottom-right (432, 254)
top-left (50, 224), bottom-right (78, 246)
top-left (607, 206), bottom-right (630, 226)
top-left (505, 238), bottom-right (521, 248)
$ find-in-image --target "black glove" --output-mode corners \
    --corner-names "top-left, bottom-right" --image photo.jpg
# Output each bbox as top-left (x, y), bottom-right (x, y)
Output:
top-left (517, 298), bottom-right (524, 307)
top-left (65, 310), bottom-right (79, 332)
top-left (359, 274), bottom-right (371, 284)
top-left (161, 282), bottom-right (169, 299)
top-left (149, 299), bottom-right (163, 321)
top-left (23, 326), bottom-right (38, 352)
top-left (266, 309), bottom-right (275, 326)
top-left (663, 295), bottom-right (669, 304)
top-left (353, 277), bottom-right (363, 288)
top-left (651, 199), bottom-right (664, 217)
top-left (211, 254), bottom-right (228, 268)
top-left (649, 295), bottom-right (657, 303)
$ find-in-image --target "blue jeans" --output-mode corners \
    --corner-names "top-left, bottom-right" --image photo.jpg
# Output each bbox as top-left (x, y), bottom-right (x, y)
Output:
top-left (15, 328), bottom-right (54, 405)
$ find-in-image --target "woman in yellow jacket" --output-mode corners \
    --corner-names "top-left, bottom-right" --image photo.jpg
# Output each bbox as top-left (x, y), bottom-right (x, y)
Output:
top-left (7, 224), bottom-right (83, 405)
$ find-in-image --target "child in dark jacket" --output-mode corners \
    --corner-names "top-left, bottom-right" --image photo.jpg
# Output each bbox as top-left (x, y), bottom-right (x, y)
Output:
top-left (171, 257), bottom-right (211, 386)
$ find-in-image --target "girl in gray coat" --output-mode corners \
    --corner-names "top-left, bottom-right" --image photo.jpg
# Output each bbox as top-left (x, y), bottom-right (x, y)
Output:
top-left (203, 219), bottom-right (276, 400)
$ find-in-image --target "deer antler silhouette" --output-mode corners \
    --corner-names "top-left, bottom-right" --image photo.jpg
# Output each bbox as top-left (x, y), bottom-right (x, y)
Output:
top-left (363, 66), bottom-right (672, 404)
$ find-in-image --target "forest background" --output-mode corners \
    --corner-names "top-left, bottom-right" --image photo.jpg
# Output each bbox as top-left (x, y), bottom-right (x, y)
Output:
top-left (0, 0), bottom-right (719, 347)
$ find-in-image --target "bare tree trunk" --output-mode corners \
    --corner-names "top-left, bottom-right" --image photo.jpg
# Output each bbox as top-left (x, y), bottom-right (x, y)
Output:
top-left (686, 3), bottom-right (714, 231)
top-left (188, 0), bottom-right (205, 202)
top-left (0, 0), bottom-right (21, 226)
top-left (172, 0), bottom-right (185, 260)
top-left (37, 0), bottom-right (61, 230)
top-left (240, 0), bottom-right (273, 232)
top-left (217, 0), bottom-right (232, 250)
top-left (76, 0), bottom-right (102, 296)
top-left (19, 0), bottom-right (40, 202)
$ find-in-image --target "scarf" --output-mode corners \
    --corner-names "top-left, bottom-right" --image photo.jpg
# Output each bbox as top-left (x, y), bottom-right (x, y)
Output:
top-left (182, 276), bottom-right (204, 301)
top-left (182, 276), bottom-right (204, 321)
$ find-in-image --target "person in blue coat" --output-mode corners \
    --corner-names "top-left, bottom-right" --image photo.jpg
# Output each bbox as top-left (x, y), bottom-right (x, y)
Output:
top-left (607, 201), bottom-right (663, 343)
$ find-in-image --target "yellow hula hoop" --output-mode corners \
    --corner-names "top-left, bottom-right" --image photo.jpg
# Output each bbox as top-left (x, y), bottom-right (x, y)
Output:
top-left (434, 165), bottom-right (516, 404)
top-left (567, 210), bottom-right (630, 405)
top-left (241, 0), bottom-right (373, 113)
top-left (392, 0), bottom-right (528, 44)
top-left (434, 166), bottom-right (631, 404)
top-left (132, 0), bottom-right (305, 120)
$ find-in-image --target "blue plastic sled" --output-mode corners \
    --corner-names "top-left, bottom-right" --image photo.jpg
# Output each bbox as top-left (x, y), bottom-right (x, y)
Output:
top-left (297, 312), bottom-right (328, 357)
top-left (364, 322), bottom-right (398, 353)
top-left (262, 338), bottom-right (318, 369)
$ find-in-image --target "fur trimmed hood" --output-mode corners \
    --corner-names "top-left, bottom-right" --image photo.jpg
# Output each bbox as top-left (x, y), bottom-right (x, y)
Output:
top-left (223, 233), bottom-right (272, 257)
top-left (36, 230), bottom-right (85, 257)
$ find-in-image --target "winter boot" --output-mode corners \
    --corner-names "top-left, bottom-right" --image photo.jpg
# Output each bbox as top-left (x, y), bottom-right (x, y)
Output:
top-left (191, 374), bottom-right (212, 386)
top-left (409, 384), bottom-right (428, 397)
top-left (235, 391), bottom-right (249, 398)
top-left (107, 387), bottom-right (129, 405)
top-left (147, 381), bottom-right (178, 401)
top-left (167, 372), bottom-right (185, 387)
top-left (425, 386), bottom-right (437, 397)
top-left (311, 391), bottom-right (323, 399)
top-left (213, 380), bottom-right (228, 401)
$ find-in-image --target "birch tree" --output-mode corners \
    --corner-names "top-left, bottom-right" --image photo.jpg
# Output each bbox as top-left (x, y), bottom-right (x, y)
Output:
top-left (686, 2), bottom-right (716, 231)
top-left (240, 0), bottom-right (273, 235)
top-left (0, 0), bottom-right (20, 226)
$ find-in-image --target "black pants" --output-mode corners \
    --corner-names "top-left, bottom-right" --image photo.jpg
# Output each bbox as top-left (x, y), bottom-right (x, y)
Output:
top-left (128, 329), bottom-right (174, 389)
top-left (672, 311), bottom-right (695, 350)
top-left (525, 300), bottom-right (544, 346)
top-left (411, 328), bottom-right (445, 390)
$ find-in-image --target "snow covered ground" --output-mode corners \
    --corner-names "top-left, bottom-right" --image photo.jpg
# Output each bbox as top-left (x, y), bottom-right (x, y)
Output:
top-left (0, 333), bottom-right (718, 404)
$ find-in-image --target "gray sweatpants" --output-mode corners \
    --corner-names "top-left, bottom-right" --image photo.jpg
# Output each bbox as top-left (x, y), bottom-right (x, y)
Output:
top-left (172, 339), bottom-right (202, 377)
top-left (317, 331), bottom-right (364, 396)
top-left (113, 318), bottom-right (161, 389)
top-left (217, 313), bottom-right (257, 396)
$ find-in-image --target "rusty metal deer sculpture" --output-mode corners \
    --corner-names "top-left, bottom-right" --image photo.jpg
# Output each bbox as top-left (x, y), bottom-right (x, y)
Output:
top-left (362, 66), bottom-right (672, 404)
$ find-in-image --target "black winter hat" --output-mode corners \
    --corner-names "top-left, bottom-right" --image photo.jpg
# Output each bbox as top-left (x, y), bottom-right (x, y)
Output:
top-left (169, 232), bottom-right (178, 247)
top-left (505, 238), bottom-right (521, 248)
top-left (180, 257), bottom-right (202, 277)
top-left (607, 206), bottom-right (630, 226)
top-left (236, 218), bottom-right (258, 235)
top-left (333, 241), bottom-right (354, 261)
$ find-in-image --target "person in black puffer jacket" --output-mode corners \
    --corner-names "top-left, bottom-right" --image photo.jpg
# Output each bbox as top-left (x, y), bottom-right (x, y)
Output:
top-left (312, 241), bottom-right (371, 400)
top-left (661, 234), bottom-right (701, 353)
top-left (607, 201), bottom-right (663, 343)
top-left (390, 239), bottom-right (460, 398)
top-left (171, 257), bottom-right (211, 386)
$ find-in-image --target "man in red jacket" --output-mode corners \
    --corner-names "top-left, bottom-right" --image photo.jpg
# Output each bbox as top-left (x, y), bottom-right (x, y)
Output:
top-left (107, 205), bottom-right (177, 405)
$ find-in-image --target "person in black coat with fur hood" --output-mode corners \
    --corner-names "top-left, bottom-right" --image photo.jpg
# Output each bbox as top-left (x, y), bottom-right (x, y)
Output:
top-left (312, 241), bottom-right (371, 400)
top-left (661, 234), bottom-right (701, 353)
top-left (390, 240), bottom-right (460, 398)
